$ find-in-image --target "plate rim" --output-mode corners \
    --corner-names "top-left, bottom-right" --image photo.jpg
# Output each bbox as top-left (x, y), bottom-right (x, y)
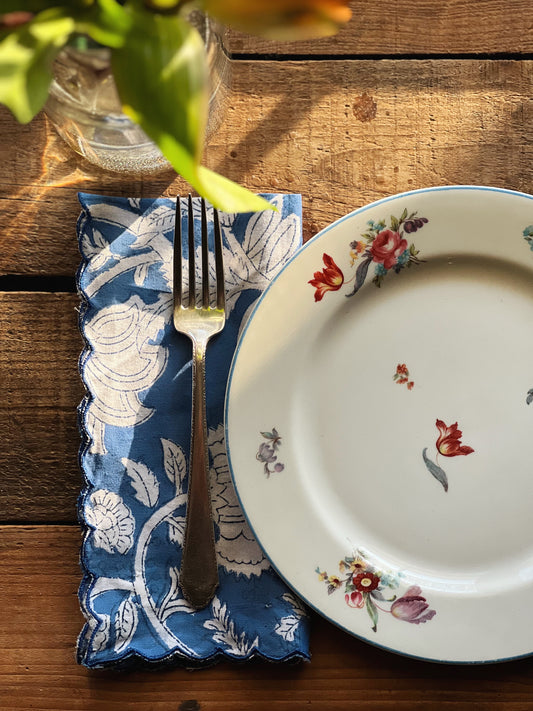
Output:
top-left (224, 185), bottom-right (533, 665)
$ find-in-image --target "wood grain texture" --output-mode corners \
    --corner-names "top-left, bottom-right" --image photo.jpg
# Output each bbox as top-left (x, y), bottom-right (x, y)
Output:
top-left (0, 59), bottom-right (531, 276)
top-left (0, 294), bottom-right (83, 521)
top-left (228, 0), bottom-right (533, 55)
top-left (1, 59), bottom-right (532, 520)
top-left (1, 525), bottom-right (533, 710)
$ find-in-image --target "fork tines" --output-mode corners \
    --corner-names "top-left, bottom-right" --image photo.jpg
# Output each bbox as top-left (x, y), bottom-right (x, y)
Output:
top-left (173, 195), bottom-right (225, 313)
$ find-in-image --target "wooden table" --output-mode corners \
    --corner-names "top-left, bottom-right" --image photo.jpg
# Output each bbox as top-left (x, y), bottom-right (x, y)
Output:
top-left (1, 2), bottom-right (532, 708)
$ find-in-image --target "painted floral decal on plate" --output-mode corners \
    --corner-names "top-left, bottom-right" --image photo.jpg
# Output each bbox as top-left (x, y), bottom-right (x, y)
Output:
top-left (256, 428), bottom-right (285, 477)
top-left (308, 254), bottom-right (344, 301)
top-left (308, 208), bottom-right (428, 301)
top-left (522, 224), bottom-right (533, 248)
top-left (422, 419), bottom-right (474, 492)
top-left (393, 363), bottom-right (414, 390)
top-left (317, 550), bottom-right (436, 633)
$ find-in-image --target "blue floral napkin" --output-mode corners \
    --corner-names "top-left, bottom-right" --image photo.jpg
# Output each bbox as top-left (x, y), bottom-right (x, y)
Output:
top-left (76, 192), bottom-right (310, 668)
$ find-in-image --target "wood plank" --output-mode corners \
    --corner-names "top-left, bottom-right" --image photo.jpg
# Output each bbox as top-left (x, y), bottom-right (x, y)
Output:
top-left (228, 0), bottom-right (533, 55)
top-left (0, 294), bottom-right (83, 521)
top-left (1, 525), bottom-right (533, 709)
top-left (0, 59), bottom-right (531, 277)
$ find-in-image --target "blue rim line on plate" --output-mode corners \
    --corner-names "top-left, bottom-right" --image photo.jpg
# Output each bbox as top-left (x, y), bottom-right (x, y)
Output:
top-left (224, 185), bottom-right (533, 665)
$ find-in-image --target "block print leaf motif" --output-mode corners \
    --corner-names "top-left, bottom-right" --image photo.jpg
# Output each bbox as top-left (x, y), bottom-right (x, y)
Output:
top-left (122, 458), bottom-right (159, 508)
top-left (204, 597), bottom-right (259, 657)
top-left (114, 597), bottom-right (138, 654)
top-left (218, 198), bottom-right (301, 313)
top-left (274, 593), bottom-right (308, 642)
top-left (241, 196), bottom-right (301, 279)
top-left (91, 614), bottom-right (111, 653)
top-left (274, 615), bottom-right (301, 643)
top-left (82, 226), bottom-right (109, 262)
top-left (166, 514), bottom-right (186, 545)
top-left (157, 567), bottom-right (194, 621)
top-left (134, 262), bottom-right (151, 287)
top-left (161, 438), bottom-right (187, 489)
top-left (87, 242), bottom-right (115, 273)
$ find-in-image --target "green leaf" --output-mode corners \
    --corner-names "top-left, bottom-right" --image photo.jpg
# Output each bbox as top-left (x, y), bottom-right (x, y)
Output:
top-left (0, 7), bottom-right (75, 122)
top-left (365, 594), bottom-right (379, 632)
top-left (144, 126), bottom-right (272, 212)
top-left (390, 215), bottom-right (400, 232)
top-left (195, 165), bottom-right (275, 212)
top-left (111, 4), bottom-right (273, 213)
top-left (112, 7), bottom-right (208, 162)
top-left (76, 0), bottom-right (132, 48)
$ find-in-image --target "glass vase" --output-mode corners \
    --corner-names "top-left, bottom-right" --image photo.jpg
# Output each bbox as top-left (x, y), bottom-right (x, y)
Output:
top-left (44, 13), bottom-right (231, 174)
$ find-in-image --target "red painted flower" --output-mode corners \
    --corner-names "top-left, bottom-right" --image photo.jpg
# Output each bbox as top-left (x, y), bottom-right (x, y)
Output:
top-left (390, 586), bottom-right (436, 624)
top-left (309, 253), bottom-right (344, 301)
top-left (353, 571), bottom-right (380, 593)
top-left (370, 229), bottom-right (408, 270)
top-left (435, 419), bottom-right (474, 457)
top-left (345, 591), bottom-right (364, 608)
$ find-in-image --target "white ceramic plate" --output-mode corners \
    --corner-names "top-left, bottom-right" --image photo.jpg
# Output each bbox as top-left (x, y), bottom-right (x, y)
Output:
top-left (225, 186), bottom-right (533, 663)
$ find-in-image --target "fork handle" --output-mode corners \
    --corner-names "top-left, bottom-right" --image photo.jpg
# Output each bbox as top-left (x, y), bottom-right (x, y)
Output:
top-left (180, 339), bottom-right (219, 609)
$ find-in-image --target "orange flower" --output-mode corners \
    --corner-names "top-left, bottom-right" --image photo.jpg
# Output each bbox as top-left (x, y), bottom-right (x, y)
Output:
top-left (435, 419), bottom-right (474, 457)
top-left (201, 0), bottom-right (352, 40)
top-left (309, 253), bottom-right (344, 301)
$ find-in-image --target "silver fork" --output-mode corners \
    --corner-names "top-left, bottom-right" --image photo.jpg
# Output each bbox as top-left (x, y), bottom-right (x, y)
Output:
top-left (173, 195), bottom-right (225, 609)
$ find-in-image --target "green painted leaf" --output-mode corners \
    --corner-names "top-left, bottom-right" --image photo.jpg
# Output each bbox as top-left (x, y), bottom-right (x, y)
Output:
top-left (365, 594), bottom-right (379, 632)
top-left (390, 215), bottom-right (400, 232)
top-left (422, 447), bottom-right (448, 492)
top-left (0, 7), bottom-right (75, 122)
top-left (346, 254), bottom-right (371, 297)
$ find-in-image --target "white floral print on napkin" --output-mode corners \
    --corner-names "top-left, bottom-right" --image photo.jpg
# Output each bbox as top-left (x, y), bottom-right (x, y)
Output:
top-left (77, 193), bottom-right (310, 668)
